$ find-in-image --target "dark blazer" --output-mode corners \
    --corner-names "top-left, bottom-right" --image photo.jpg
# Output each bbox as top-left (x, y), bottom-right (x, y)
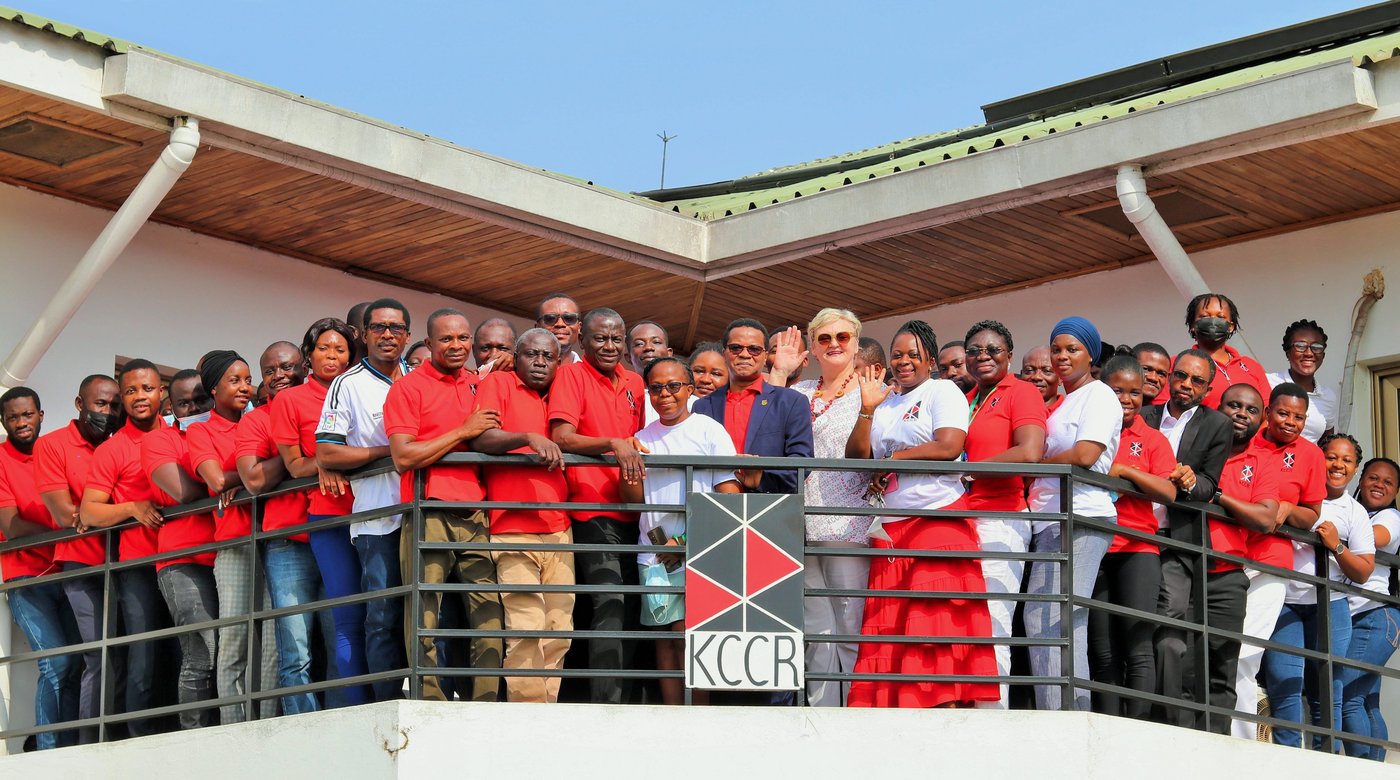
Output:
top-left (1140, 403), bottom-right (1232, 545)
top-left (692, 382), bottom-right (814, 494)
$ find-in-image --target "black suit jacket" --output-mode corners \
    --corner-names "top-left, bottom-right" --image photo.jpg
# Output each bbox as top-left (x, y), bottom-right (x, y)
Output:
top-left (1140, 403), bottom-right (1231, 545)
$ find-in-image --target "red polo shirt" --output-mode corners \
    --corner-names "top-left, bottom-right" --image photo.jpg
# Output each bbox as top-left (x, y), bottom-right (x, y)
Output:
top-left (270, 380), bottom-right (354, 517)
top-left (0, 441), bottom-right (57, 580)
top-left (964, 375), bottom-right (1047, 511)
top-left (142, 426), bottom-right (215, 569)
top-left (383, 360), bottom-right (485, 503)
top-left (1192, 344), bottom-right (1272, 412)
top-left (188, 413), bottom-right (250, 541)
top-left (1108, 416), bottom-right (1176, 555)
top-left (87, 419), bottom-right (162, 562)
top-left (35, 422), bottom-right (104, 566)
top-left (1244, 430), bottom-right (1326, 568)
top-left (547, 359), bottom-right (644, 521)
top-left (236, 405), bottom-right (310, 543)
top-left (1212, 447), bottom-right (1280, 573)
top-left (723, 379), bottom-right (764, 454)
top-left (474, 371), bottom-right (569, 534)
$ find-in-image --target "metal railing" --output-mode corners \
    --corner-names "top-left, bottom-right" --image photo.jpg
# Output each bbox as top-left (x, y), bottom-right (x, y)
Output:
top-left (0, 452), bottom-right (1394, 757)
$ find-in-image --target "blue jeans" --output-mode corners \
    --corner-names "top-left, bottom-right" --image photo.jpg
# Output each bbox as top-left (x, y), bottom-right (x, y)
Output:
top-left (1024, 519), bottom-right (1113, 711)
top-left (308, 519), bottom-right (371, 706)
top-left (263, 539), bottom-right (323, 714)
top-left (1264, 599), bottom-right (1352, 749)
top-left (9, 578), bottom-right (80, 749)
top-left (353, 528), bottom-right (406, 702)
top-left (1340, 605), bottom-right (1400, 759)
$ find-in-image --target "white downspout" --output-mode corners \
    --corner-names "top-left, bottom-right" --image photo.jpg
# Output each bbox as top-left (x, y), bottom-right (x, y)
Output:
top-left (0, 117), bottom-right (201, 393)
top-left (1116, 163), bottom-right (1256, 358)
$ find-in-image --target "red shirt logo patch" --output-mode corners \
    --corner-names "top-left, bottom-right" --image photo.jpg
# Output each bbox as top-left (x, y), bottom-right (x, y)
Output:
top-left (1129, 441), bottom-right (1143, 457)
top-left (1282, 452), bottom-right (1295, 470)
top-left (1240, 464), bottom-right (1253, 485)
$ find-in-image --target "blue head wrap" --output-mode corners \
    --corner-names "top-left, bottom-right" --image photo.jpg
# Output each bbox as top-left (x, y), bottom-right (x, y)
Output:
top-left (1050, 317), bottom-right (1101, 363)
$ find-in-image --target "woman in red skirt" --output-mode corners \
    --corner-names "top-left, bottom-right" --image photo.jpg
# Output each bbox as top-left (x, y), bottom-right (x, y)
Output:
top-left (843, 319), bottom-right (998, 708)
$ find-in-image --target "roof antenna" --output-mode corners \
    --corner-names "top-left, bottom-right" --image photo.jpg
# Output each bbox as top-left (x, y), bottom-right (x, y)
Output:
top-left (657, 131), bottom-right (677, 189)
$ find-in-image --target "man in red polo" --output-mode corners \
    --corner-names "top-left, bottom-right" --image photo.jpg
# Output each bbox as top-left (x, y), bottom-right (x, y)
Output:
top-left (473, 327), bottom-right (571, 702)
top-left (1183, 292), bottom-right (1271, 410)
top-left (549, 307), bottom-right (645, 704)
top-left (384, 307), bottom-right (503, 702)
top-left (34, 374), bottom-right (120, 744)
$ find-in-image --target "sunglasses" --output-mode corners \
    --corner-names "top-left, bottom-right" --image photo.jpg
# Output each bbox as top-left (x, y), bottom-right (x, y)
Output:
top-left (647, 381), bottom-right (693, 395)
top-left (366, 322), bottom-right (409, 336)
top-left (1170, 369), bottom-right (1210, 389)
top-left (1289, 341), bottom-right (1326, 355)
top-left (538, 313), bottom-right (581, 326)
top-left (964, 346), bottom-right (1005, 358)
top-left (815, 332), bottom-right (853, 347)
top-left (726, 344), bottom-right (765, 357)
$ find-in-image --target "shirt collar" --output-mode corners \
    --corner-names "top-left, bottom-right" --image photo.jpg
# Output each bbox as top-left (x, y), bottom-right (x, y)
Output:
top-left (416, 359), bottom-right (470, 386)
top-left (0, 439), bottom-right (32, 464)
top-left (729, 379), bottom-right (765, 399)
top-left (1162, 404), bottom-right (1199, 427)
top-left (64, 420), bottom-right (96, 451)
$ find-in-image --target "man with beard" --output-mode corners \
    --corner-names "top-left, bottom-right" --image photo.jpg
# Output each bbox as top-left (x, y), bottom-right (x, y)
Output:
top-left (938, 340), bottom-right (976, 394)
top-left (1133, 342), bottom-right (1172, 407)
top-left (384, 308), bottom-right (504, 702)
top-left (472, 328), bottom-right (571, 702)
top-left (36, 374), bottom-right (120, 743)
top-left (536, 293), bottom-right (583, 364)
top-left (1140, 348), bottom-right (1233, 729)
top-left (0, 387), bottom-right (81, 749)
top-left (1183, 293), bottom-right (1271, 410)
top-left (1020, 345), bottom-right (1059, 409)
top-left (548, 307), bottom-right (645, 703)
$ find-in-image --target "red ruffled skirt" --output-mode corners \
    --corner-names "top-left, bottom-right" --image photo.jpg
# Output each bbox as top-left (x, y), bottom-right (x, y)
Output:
top-left (848, 498), bottom-right (999, 708)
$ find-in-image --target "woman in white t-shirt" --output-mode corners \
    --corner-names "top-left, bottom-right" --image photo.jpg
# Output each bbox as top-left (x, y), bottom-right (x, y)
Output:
top-left (843, 320), bottom-right (998, 709)
top-left (1266, 319), bottom-right (1338, 443)
top-left (1023, 316), bottom-right (1122, 712)
top-left (1341, 457), bottom-right (1400, 759)
top-left (1264, 433), bottom-right (1375, 749)
top-left (619, 357), bottom-right (740, 706)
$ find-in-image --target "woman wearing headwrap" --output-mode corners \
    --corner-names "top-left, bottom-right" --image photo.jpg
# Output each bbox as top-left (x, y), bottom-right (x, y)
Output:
top-left (1023, 316), bottom-right (1123, 711)
top-left (186, 350), bottom-right (277, 723)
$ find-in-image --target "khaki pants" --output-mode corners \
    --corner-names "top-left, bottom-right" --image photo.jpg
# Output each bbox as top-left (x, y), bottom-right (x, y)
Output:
top-left (492, 530), bottom-right (575, 703)
top-left (400, 508), bottom-right (503, 702)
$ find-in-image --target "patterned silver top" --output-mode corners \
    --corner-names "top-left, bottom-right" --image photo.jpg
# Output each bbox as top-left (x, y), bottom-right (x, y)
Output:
top-left (793, 378), bottom-right (873, 544)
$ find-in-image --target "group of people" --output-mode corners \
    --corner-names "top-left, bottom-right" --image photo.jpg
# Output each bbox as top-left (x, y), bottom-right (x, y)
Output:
top-left (0, 291), bottom-right (1393, 760)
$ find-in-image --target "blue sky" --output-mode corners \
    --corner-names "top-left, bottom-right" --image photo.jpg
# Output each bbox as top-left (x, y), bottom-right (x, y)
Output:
top-left (20, 1), bottom-right (1369, 191)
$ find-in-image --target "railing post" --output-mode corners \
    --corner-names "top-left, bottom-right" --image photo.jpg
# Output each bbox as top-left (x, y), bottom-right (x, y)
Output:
top-left (1314, 543), bottom-right (1335, 753)
top-left (1193, 506), bottom-right (1211, 732)
top-left (683, 463), bottom-right (694, 707)
top-left (243, 492), bottom-right (262, 722)
top-left (97, 533), bottom-right (114, 743)
top-left (1059, 472), bottom-right (1074, 710)
top-left (408, 467), bottom-right (425, 701)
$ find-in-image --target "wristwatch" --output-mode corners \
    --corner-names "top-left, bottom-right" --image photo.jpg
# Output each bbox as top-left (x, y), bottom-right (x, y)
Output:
top-left (1211, 489), bottom-right (1223, 504)
top-left (1334, 541), bottom-right (1346, 556)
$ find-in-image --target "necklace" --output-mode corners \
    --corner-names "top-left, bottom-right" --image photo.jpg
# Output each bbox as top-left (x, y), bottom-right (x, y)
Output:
top-left (811, 371), bottom-right (855, 421)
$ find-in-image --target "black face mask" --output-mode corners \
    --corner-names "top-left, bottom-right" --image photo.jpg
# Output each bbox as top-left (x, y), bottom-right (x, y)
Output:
top-left (77, 409), bottom-right (121, 443)
top-left (1192, 316), bottom-right (1232, 345)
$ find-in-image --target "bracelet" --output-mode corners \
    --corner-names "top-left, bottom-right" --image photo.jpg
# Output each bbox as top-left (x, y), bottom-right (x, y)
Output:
top-left (857, 412), bottom-right (874, 420)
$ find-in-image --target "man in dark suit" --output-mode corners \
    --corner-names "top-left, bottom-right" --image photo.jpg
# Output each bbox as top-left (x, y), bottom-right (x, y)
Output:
top-left (693, 318), bottom-right (814, 494)
top-left (1139, 347), bottom-right (1238, 730)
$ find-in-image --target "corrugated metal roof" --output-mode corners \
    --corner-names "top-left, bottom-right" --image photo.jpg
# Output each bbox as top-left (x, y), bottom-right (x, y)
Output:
top-left (0, 5), bottom-right (132, 52)
top-left (664, 30), bottom-right (1400, 220)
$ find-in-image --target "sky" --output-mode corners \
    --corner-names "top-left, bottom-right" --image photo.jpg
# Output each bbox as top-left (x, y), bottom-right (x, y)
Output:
top-left (18, 0), bottom-right (1372, 192)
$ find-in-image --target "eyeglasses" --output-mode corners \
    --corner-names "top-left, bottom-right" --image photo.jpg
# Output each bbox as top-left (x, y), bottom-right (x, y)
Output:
top-left (538, 313), bottom-right (580, 326)
top-left (366, 323), bottom-right (409, 336)
top-left (1289, 341), bottom-right (1326, 355)
top-left (1170, 369), bottom-right (1210, 389)
top-left (815, 332), bottom-right (853, 347)
top-left (647, 381), bottom-right (692, 395)
top-left (965, 346), bottom-right (1006, 358)
top-left (726, 344), bottom-right (765, 357)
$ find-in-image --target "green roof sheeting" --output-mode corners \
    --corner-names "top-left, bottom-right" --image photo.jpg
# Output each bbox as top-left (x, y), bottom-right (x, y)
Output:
top-left (0, 5), bottom-right (132, 52)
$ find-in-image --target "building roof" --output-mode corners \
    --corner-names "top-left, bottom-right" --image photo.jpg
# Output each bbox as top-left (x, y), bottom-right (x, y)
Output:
top-left (0, 5), bottom-right (130, 52)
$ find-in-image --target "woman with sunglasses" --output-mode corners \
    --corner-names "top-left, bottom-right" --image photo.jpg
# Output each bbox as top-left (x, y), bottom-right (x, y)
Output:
top-left (791, 308), bottom-right (873, 707)
top-left (845, 319), bottom-right (997, 709)
top-left (1342, 457), bottom-right (1400, 759)
top-left (1266, 319), bottom-right (1337, 443)
top-left (961, 319), bottom-right (1047, 707)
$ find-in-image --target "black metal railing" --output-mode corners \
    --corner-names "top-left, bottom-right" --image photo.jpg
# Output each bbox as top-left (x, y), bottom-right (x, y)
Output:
top-left (0, 452), bottom-right (1393, 757)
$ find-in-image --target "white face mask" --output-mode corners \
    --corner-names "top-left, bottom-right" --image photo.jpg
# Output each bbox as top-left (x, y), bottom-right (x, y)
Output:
top-left (162, 414), bottom-right (176, 428)
top-left (176, 410), bottom-right (211, 430)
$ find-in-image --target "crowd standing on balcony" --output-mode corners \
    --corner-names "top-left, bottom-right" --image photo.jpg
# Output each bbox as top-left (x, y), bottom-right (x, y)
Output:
top-left (0, 291), bottom-right (1394, 760)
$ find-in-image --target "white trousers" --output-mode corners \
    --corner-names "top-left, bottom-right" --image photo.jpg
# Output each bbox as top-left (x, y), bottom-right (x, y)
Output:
top-left (1232, 569), bottom-right (1288, 740)
top-left (974, 515), bottom-right (1031, 709)
top-left (803, 542), bottom-right (871, 707)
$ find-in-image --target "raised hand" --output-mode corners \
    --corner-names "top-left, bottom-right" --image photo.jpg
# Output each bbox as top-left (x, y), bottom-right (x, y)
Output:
top-left (857, 364), bottom-right (893, 413)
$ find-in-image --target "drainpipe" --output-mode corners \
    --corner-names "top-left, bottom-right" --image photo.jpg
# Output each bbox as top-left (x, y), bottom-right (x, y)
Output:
top-left (1116, 164), bottom-right (1256, 358)
top-left (0, 117), bottom-right (201, 393)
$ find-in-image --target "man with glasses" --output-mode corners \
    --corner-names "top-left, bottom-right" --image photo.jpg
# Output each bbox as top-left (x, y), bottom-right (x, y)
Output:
top-left (536, 293), bottom-right (583, 364)
top-left (316, 298), bottom-right (413, 701)
top-left (1141, 348), bottom-right (1234, 728)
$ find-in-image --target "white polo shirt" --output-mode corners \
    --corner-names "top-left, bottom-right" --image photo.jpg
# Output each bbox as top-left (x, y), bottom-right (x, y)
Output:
top-left (316, 358), bottom-right (407, 539)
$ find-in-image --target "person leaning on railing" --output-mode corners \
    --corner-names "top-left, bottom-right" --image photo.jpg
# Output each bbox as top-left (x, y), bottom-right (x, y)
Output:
top-left (1341, 456), bottom-right (1400, 759)
top-left (844, 319), bottom-right (998, 709)
top-left (1265, 433), bottom-right (1375, 749)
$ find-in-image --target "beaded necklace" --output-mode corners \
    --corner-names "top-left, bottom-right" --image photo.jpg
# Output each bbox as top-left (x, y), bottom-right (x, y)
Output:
top-left (810, 371), bottom-right (855, 421)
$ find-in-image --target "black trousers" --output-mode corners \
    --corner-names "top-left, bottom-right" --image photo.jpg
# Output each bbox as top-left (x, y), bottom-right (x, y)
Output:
top-left (1154, 550), bottom-right (1249, 733)
top-left (1089, 552), bottom-right (1161, 719)
top-left (61, 565), bottom-right (123, 744)
top-left (571, 517), bottom-right (639, 704)
top-left (117, 565), bottom-right (177, 736)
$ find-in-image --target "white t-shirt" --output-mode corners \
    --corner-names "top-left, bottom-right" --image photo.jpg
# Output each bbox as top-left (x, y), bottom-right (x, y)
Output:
top-left (316, 359), bottom-right (407, 539)
top-left (1028, 380), bottom-right (1121, 529)
top-left (1266, 371), bottom-right (1338, 444)
top-left (869, 378), bottom-right (969, 515)
top-left (634, 414), bottom-right (738, 567)
top-left (1348, 506), bottom-right (1400, 614)
top-left (1287, 492), bottom-right (1376, 605)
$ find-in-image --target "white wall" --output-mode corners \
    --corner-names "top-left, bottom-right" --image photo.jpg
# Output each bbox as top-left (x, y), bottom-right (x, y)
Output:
top-left (0, 183), bottom-right (529, 426)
